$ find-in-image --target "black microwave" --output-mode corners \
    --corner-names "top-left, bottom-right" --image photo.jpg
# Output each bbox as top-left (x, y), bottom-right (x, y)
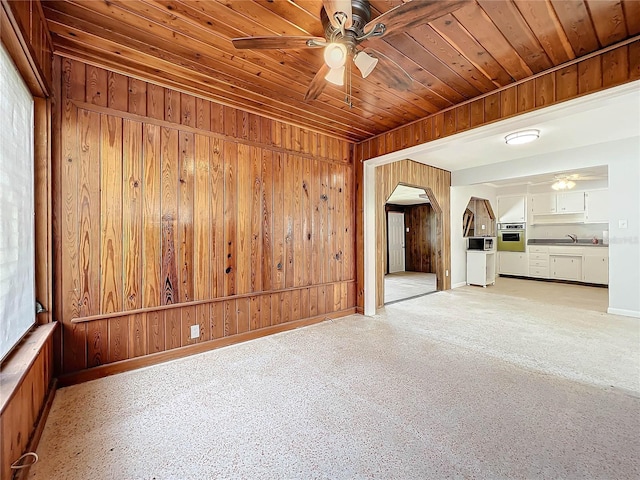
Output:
top-left (468, 237), bottom-right (494, 251)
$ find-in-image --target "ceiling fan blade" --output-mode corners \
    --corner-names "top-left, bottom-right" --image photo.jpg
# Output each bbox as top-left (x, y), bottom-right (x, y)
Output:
top-left (304, 63), bottom-right (331, 102)
top-left (232, 36), bottom-right (326, 50)
top-left (365, 0), bottom-right (469, 39)
top-left (323, 0), bottom-right (353, 29)
top-left (363, 48), bottom-right (413, 91)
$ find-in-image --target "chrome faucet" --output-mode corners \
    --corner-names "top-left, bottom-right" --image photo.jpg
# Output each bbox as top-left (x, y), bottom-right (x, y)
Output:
top-left (567, 234), bottom-right (578, 244)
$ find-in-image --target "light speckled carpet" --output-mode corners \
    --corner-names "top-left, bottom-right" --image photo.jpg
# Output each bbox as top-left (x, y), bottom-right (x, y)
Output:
top-left (30, 282), bottom-right (640, 479)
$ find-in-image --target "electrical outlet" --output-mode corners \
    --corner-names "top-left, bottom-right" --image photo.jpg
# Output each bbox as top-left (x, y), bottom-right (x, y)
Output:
top-left (481, 224), bottom-right (485, 230)
top-left (190, 324), bottom-right (200, 339)
top-left (445, 270), bottom-right (449, 277)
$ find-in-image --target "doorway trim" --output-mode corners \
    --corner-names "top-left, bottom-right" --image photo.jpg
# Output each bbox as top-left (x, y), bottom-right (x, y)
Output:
top-left (364, 159), bottom-right (449, 315)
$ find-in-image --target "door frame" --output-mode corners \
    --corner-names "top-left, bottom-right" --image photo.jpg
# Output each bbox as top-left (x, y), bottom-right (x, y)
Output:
top-left (364, 161), bottom-right (447, 316)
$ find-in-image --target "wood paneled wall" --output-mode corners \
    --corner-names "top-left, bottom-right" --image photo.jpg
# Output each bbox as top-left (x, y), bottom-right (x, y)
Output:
top-left (370, 161), bottom-right (450, 308)
top-left (2, 0), bottom-right (52, 94)
top-left (1, 325), bottom-right (55, 480)
top-left (357, 40), bottom-right (640, 160)
top-left (52, 56), bottom-right (356, 377)
top-left (405, 205), bottom-right (437, 274)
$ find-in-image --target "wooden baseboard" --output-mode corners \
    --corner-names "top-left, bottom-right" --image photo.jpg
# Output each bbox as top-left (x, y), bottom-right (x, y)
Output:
top-left (58, 308), bottom-right (356, 387)
top-left (14, 378), bottom-right (57, 480)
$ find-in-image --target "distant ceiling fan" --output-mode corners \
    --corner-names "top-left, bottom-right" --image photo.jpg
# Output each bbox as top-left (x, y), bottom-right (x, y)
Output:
top-left (231, 0), bottom-right (468, 103)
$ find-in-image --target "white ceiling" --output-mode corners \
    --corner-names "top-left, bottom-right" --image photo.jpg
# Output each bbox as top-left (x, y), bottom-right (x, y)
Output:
top-left (371, 81), bottom-right (640, 186)
top-left (386, 184), bottom-right (430, 205)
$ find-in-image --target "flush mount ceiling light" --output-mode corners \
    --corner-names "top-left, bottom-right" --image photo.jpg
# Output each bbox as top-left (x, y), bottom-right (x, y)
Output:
top-left (551, 179), bottom-right (576, 191)
top-left (505, 129), bottom-right (540, 145)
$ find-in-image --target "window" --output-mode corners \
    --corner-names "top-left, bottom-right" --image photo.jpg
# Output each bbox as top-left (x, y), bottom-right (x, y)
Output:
top-left (0, 43), bottom-right (35, 361)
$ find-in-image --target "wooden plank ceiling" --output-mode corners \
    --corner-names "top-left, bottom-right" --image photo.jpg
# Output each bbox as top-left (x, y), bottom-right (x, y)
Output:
top-left (43, 0), bottom-right (640, 142)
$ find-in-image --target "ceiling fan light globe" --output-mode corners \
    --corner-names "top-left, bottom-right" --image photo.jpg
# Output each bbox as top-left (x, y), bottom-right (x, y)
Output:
top-left (354, 51), bottom-right (378, 78)
top-left (504, 129), bottom-right (540, 145)
top-left (325, 66), bottom-right (345, 86)
top-left (324, 43), bottom-right (348, 69)
top-left (552, 179), bottom-right (576, 190)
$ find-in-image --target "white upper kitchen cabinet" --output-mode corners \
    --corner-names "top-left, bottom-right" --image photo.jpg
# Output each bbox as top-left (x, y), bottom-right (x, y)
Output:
top-left (530, 193), bottom-right (556, 215)
top-left (585, 189), bottom-right (609, 223)
top-left (556, 191), bottom-right (585, 213)
top-left (497, 195), bottom-right (526, 223)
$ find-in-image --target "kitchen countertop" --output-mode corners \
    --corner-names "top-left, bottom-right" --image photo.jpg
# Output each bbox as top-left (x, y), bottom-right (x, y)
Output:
top-left (528, 239), bottom-right (608, 247)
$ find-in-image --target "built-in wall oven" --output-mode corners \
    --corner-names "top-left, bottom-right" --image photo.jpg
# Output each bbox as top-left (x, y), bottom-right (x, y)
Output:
top-left (497, 223), bottom-right (526, 252)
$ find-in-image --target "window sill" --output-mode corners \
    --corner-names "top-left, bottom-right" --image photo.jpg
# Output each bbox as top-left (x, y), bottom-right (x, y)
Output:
top-left (0, 322), bottom-right (57, 413)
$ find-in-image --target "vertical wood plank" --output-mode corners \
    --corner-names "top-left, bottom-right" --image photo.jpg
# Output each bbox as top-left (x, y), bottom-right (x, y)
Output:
top-left (196, 304), bottom-right (210, 342)
top-left (517, 80), bottom-right (535, 112)
top-left (535, 73), bottom-right (556, 107)
top-left (146, 311), bottom-right (165, 353)
top-left (555, 64), bottom-right (579, 101)
top-left (78, 109), bottom-right (103, 367)
top-left (165, 309), bottom-right (181, 350)
top-left (236, 144), bottom-right (251, 294)
top-left (302, 157), bottom-right (312, 286)
top-left (165, 89), bottom-right (180, 123)
top-left (210, 102), bottom-right (224, 134)
top-left (211, 301), bottom-right (225, 339)
top-left (261, 150), bottom-right (273, 291)
top-left (195, 97), bottom-right (211, 131)
top-left (142, 124), bottom-right (161, 309)
top-left (311, 159), bottom-right (321, 285)
top-left (250, 146), bottom-right (263, 292)
top-left (146, 84), bottom-right (165, 121)
top-left (178, 131), bottom-right (195, 302)
top-left (284, 154), bottom-right (295, 288)
top-left (129, 314), bottom-right (147, 357)
top-left (181, 305), bottom-right (196, 346)
top-left (128, 78), bottom-right (147, 116)
top-left (484, 93), bottom-right (500, 122)
top-left (272, 152), bottom-right (285, 290)
top-left (470, 99), bottom-right (484, 127)
top-left (224, 299), bottom-right (238, 336)
top-left (210, 138), bottom-right (225, 297)
top-left (181, 93), bottom-right (196, 127)
top-left (85, 64), bottom-right (107, 106)
top-left (291, 289), bottom-right (301, 321)
top-left (123, 119), bottom-right (143, 311)
top-left (224, 142), bottom-right (238, 296)
top-left (160, 127), bottom-right (180, 306)
top-left (101, 114), bottom-right (126, 360)
top-left (602, 46), bottom-right (629, 87)
top-left (250, 296), bottom-right (261, 331)
top-left (194, 134), bottom-right (211, 301)
top-left (578, 56), bottom-right (603, 94)
top-left (455, 104), bottom-right (470, 131)
top-left (260, 294), bottom-right (272, 328)
top-left (107, 71), bottom-right (128, 111)
top-left (501, 87), bottom-right (517, 117)
top-left (61, 59), bottom-right (85, 372)
top-left (293, 156), bottom-right (303, 287)
top-left (271, 293), bottom-right (282, 325)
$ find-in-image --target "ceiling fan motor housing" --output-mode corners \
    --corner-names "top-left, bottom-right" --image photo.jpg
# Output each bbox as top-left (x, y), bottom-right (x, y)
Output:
top-left (321, 0), bottom-right (372, 50)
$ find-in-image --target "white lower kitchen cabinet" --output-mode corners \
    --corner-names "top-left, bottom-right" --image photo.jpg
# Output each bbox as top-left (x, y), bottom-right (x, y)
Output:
top-left (583, 254), bottom-right (608, 284)
top-left (467, 250), bottom-right (496, 287)
top-left (550, 255), bottom-right (582, 281)
top-left (498, 251), bottom-right (528, 276)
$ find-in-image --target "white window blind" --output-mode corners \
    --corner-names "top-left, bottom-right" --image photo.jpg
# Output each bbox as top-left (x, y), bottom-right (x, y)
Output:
top-left (0, 43), bottom-right (35, 361)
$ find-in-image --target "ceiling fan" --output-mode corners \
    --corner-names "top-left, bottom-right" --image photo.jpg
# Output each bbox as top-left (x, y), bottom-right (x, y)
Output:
top-left (231, 0), bottom-right (469, 103)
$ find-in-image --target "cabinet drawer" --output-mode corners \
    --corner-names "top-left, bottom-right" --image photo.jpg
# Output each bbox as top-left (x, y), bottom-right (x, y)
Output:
top-left (529, 267), bottom-right (549, 278)
top-left (529, 246), bottom-right (549, 253)
top-left (529, 253), bottom-right (549, 261)
top-left (529, 260), bottom-right (548, 267)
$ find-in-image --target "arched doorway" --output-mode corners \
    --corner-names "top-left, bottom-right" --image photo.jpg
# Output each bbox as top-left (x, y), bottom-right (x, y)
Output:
top-left (383, 184), bottom-right (442, 303)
